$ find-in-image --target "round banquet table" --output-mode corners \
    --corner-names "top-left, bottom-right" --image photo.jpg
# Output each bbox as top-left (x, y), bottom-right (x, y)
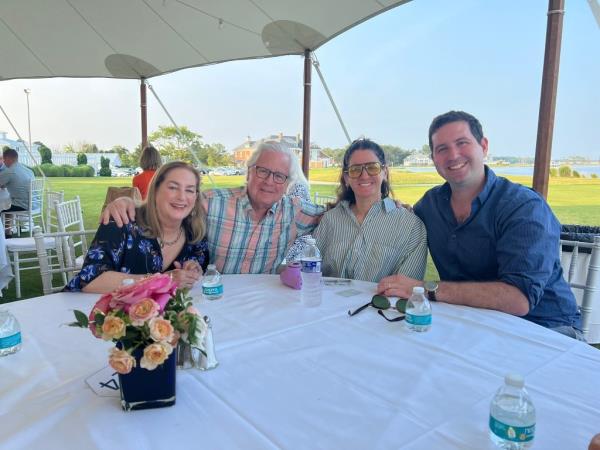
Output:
top-left (1, 274), bottom-right (599, 449)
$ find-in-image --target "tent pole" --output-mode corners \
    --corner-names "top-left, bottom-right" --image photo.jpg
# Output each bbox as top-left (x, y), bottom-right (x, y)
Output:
top-left (532, 0), bottom-right (565, 198)
top-left (141, 78), bottom-right (148, 149)
top-left (302, 49), bottom-right (312, 178)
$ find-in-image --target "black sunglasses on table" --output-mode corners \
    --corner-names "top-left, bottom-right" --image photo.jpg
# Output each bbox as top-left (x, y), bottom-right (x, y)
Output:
top-left (348, 295), bottom-right (407, 322)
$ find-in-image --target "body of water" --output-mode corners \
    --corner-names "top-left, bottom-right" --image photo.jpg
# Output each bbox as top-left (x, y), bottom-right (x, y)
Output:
top-left (403, 165), bottom-right (600, 177)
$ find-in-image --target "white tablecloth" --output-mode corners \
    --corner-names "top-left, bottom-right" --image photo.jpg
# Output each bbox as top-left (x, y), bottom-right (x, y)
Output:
top-left (0, 229), bottom-right (13, 295)
top-left (1, 274), bottom-right (599, 449)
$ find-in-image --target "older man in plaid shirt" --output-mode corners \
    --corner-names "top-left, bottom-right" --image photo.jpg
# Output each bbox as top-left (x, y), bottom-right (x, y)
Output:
top-left (102, 141), bottom-right (323, 274)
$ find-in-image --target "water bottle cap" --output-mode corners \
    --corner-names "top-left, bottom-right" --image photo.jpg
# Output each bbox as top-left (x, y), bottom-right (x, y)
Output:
top-left (504, 373), bottom-right (525, 388)
top-left (412, 286), bottom-right (425, 294)
top-left (207, 264), bottom-right (216, 270)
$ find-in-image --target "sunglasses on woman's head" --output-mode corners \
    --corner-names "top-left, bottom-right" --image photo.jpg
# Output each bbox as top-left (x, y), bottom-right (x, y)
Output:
top-left (348, 294), bottom-right (407, 322)
top-left (344, 162), bottom-right (384, 178)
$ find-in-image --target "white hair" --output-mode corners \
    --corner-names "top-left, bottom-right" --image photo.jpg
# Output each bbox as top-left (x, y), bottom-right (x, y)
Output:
top-left (246, 140), bottom-right (304, 189)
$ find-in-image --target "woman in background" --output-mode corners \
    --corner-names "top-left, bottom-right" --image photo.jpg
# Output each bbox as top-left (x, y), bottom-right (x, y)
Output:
top-left (133, 145), bottom-right (162, 200)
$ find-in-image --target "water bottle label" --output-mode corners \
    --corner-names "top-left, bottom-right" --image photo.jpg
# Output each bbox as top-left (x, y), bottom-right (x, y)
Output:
top-left (301, 260), bottom-right (321, 273)
top-left (0, 332), bottom-right (21, 349)
top-left (489, 416), bottom-right (535, 442)
top-left (406, 313), bottom-right (431, 326)
top-left (202, 284), bottom-right (223, 296)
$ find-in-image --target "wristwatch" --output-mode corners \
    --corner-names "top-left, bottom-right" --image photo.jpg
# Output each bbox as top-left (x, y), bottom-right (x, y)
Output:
top-left (424, 281), bottom-right (439, 301)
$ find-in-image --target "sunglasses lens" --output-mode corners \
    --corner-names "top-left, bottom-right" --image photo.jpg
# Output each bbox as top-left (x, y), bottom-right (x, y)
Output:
top-left (372, 295), bottom-right (391, 309)
top-left (347, 165), bottom-right (362, 178)
top-left (395, 298), bottom-right (407, 313)
top-left (365, 162), bottom-right (382, 175)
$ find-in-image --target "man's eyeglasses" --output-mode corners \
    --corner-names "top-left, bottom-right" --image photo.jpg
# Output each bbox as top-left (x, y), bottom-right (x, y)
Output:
top-left (344, 162), bottom-right (384, 179)
top-left (348, 295), bottom-right (407, 322)
top-left (253, 165), bottom-right (289, 184)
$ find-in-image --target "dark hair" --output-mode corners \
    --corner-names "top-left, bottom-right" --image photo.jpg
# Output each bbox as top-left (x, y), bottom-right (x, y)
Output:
top-left (2, 147), bottom-right (18, 159)
top-left (333, 138), bottom-right (392, 207)
top-left (428, 111), bottom-right (484, 156)
top-left (139, 146), bottom-right (162, 171)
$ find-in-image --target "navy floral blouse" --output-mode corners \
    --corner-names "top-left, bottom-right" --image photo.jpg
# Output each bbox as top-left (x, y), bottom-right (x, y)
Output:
top-left (64, 221), bottom-right (209, 291)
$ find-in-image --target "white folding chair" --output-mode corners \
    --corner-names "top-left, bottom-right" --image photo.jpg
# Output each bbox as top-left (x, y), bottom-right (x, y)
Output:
top-left (560, 236), bottom-right (600, 343)
top-left (55, 196), bottom-right (88, 270)
top-left (3, 178), bottom-right (45, 236)
top-left (33, 228), bottom-right (97, 295)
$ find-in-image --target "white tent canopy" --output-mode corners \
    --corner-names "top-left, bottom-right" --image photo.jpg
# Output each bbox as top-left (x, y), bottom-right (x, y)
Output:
top-left (0, 0), bottom-right (411, 81)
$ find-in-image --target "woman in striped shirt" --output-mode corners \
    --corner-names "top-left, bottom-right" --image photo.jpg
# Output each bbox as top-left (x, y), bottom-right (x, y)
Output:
top-left (313, 138), bottom-right (427, 283)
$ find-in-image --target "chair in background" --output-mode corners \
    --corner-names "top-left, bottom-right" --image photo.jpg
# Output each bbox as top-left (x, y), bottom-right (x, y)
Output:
top-left (45, 190), bottom-right (65, 232)
top-left (560, 236), bottom-right (600, 343)
top-left (33, 228), bottom-right (96, 295)
top-left (3, 178), bottom-right (45, 237)
top-left (55, 196), bottom-right (88, 270)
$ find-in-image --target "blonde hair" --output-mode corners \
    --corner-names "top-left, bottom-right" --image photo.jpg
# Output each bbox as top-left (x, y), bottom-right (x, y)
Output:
top-left (136, 161), bottom-right (206, 243)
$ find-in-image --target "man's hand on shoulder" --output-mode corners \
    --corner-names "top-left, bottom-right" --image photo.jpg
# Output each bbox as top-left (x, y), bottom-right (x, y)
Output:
top-left (100, 197), bottom-right (137, 227)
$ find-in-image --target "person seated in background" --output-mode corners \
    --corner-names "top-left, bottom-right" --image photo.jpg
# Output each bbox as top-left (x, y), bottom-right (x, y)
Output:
top-left (377, 111), bottom-right (582, 339)
top-left (0, 147), bottom-right (34, 238)
top-left (102, 141), bottom-right (324, 274)
top-left (65, 161), bottom-right (209, 293)
top-left (285, 169), bottom-right (313, 263)
top-left (132, 145), bottom-right (162, 200)
top-left (314, 138), bottom-right (427, 282)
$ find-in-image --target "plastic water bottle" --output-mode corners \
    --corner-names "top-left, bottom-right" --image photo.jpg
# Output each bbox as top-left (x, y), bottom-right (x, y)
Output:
top-left (0, 309), bottom-right (22, 356)
top-left (405, 286), bottom-right (431, 332)
top-left (300, 238), bottom-right (322, 307)
top-left (202, 264), bottom-right (223, 300)
top-left (489, 374), bottom-right (536, 449)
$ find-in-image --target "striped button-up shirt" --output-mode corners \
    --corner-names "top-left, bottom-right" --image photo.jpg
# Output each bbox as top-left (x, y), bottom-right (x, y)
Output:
top-left (203, 187), bottom-right (323, 274)
top-left (314, 197), bottom-right (428, 282)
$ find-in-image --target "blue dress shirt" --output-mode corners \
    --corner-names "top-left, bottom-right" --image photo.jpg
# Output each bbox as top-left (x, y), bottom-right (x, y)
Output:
top-left (414, 167), bottom-right (581, 330)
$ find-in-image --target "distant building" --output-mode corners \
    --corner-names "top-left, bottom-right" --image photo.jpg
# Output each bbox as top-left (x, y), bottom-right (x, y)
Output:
top-left (403, 150), bottom-right (432, 167)
top-left (0, 131), bottom-right (121, 170)
top-left (232, 132), bottom-right (331, 169)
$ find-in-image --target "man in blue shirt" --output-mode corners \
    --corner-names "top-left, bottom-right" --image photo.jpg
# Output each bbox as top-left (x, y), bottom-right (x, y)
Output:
top-left (378, 111), bottom-right (582, 339)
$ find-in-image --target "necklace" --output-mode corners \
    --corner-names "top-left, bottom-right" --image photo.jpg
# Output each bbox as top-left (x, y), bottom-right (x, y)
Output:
top-left (159, 227), bottom-right (183, 248)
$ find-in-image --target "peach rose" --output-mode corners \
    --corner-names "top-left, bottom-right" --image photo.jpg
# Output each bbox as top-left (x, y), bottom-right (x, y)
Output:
top-left (128, 298), bottom-right (159, 326)
top-left (101, 315), bottom-right (126, 340)
top-left (148, 317), bottom-right (175, 343)
top-left (140, 342), bottom-right (173, 370)
top-left (108, 348), bottom-right (136, 374)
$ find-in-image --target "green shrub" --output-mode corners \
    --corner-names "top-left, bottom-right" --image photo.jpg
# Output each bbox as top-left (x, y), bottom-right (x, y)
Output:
top-left (77, 153), bottom-right (88, 165)
top-left (40, 163), bottom-right (64, 177)
top-left (73, 165), bottom-right (95, 177)
top-left (558, 165), bottom-right (572, 177)
top-left (549, 168), bottom-right (558, 177)
top-left (572, 170), bottom-right (581, 178)
top-left (99, 156), bottom-right (112, 176)
top-left (592, 174), bottom-right (598, 179)
top-left (61, 165), bottom-right (75, 177)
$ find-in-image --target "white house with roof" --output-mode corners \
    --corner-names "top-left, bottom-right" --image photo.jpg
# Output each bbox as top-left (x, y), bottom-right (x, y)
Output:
top-left (403, 150), bottom-right (432, 167)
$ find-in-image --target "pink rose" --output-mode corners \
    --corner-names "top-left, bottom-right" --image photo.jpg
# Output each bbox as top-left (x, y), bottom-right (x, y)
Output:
top-left (148, 317), bottom-right (175, 343)
top-left (140, 342), bottom-right (173, 370)
top-left (110, 274), bottom-right (177, 313)
top-left (101, 315), bottom-right (126, 340)
top-left (108, 348), bottom-right (136, 374)
top-left (128, 298), bottom-right (159, 326)
top-left (89, 294), bottom-right (113, 338)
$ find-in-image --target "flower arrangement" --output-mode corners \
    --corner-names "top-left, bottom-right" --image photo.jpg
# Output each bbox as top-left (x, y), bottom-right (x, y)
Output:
top-left (70, 273), bottom-right (207, 374)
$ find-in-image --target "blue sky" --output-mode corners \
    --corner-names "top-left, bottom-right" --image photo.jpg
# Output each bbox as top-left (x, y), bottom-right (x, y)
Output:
top-left (0, 0), bottom-right (598, 159)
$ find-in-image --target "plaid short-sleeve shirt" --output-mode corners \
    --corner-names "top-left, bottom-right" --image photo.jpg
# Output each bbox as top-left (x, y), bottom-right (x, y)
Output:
top-left (203, 187), bottom-right (323, 274)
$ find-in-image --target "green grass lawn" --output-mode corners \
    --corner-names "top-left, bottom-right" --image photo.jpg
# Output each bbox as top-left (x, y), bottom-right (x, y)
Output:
top-left (2, 171), bottom-right (599, 303)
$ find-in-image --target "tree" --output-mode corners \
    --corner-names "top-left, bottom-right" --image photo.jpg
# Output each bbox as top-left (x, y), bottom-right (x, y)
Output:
top-left (81, 142), bottom-right (100, 153)
top-left (149, 125), bottom-right (204, 164)
top-left (37, 142), bottom-right (53, 164)
top-left (111, 145), bottom-right (140, 168)
top-left (558, 165), bottom-right (572, 177)
top-left (321, 147), bottom-right (345, 166)
top-left (382, 144), bottom-right (411, 166)
top-left (98, 156), bottom-right (111, 176)
top-left (77, 153), bottom-right (88, 165)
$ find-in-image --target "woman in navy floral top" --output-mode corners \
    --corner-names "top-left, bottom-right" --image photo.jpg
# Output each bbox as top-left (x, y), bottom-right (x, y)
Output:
top-left (65, 162), bottom-right (209, 293)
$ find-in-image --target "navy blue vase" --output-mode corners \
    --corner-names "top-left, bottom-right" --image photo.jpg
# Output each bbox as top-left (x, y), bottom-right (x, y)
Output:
top-left (118, 346), bottom-right (177, 411)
